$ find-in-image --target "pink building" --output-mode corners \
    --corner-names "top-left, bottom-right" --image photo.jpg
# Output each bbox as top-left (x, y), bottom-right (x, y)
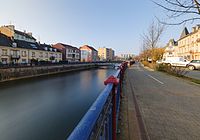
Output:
top-left (53, 43), bottom-right (80, 62)
top-left (79, 45), bottom-right (98, 62)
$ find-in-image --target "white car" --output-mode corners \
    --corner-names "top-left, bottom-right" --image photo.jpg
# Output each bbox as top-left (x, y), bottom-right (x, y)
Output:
top-left (161, 57), bottom-right (190, 67)
top-left (156, 60), bottom-right (163, 64)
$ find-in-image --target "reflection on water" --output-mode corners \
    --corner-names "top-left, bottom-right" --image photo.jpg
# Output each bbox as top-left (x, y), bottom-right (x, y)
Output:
top-left (0, 68), bottom-right (117, 140)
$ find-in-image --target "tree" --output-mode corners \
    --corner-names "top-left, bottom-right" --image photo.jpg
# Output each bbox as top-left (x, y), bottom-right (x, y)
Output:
top-left (153, 0), bottom-right (200, 25)
top-left (141, 21), bottom-right (165, 62)
top-left (142, 21), bottom-right (165, 50)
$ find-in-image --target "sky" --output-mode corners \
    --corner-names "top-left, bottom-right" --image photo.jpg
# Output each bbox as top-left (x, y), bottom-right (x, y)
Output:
top-left (0, 0), bottom-right (198, 55)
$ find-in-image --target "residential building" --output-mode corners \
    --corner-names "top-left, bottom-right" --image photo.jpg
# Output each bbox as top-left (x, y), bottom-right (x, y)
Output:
top-left (163, 39), bottom-right (178, 59)
top-left (80, 45), bottom-right (98, 62)
top-left (177, 26), bottom-right (200, 60)
top-left (0, 33), bottom-right (62, 64)
top-left (98, 47), bottom-right (115, 61)
top-left (120, 54), bottom-right (135, 60)
top-left (52, 43), bottom-right (80, 62)
top-left (0, 25), bottom-right (36, 43)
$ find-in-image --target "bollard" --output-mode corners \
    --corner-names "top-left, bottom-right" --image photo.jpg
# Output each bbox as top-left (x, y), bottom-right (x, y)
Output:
top-left (104, 75), bottom-right (119, 140)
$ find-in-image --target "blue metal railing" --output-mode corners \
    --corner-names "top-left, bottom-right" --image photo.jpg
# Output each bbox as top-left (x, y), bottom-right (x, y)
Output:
top-left (68, 62), bottom-right (127, 140)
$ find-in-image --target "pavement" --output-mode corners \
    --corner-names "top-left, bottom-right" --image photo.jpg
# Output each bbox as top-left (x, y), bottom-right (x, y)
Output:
top-left (118, 63), bottom-right (200, 140)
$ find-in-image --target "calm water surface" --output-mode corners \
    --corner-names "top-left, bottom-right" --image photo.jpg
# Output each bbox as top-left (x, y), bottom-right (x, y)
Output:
top-left (0, 68), bottom-right (117, 140)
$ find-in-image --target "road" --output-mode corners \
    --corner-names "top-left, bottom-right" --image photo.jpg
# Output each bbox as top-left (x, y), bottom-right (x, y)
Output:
top-left (121, 63), bottom-right (200, 140)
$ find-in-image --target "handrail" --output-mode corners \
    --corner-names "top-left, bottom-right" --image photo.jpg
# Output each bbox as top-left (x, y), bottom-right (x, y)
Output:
top-left (67, 62), bottom-right (127, 140)
top-left (68, 84), bottom-right (113, 140)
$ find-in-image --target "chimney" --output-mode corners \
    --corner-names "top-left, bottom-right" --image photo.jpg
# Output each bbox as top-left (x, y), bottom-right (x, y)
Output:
top-left (27, 32), bottom-right (32, 36)
top-left (6, 25), bottom-right (15, 31)
top-left (196, 25), bottom-right (200, 30)
top-left (192, 27), bottom-right (196, 32)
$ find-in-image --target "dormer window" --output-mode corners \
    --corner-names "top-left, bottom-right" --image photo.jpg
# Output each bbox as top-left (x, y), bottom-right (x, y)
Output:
top-left (12, 42), bottom-right (17, 47)
top-left (30, 44), bottom-right (37, 49)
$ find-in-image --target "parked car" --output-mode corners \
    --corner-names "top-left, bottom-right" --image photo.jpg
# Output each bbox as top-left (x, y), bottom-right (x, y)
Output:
top-left (162, 57), bottom-right (190, 67)
top-left (186, 60), bottom-right (200, 70)
top-left (156, 59), bottom-right (163, 64)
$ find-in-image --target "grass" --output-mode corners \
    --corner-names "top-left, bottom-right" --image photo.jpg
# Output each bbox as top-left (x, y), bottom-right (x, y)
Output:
top-left (142, 61), bottom-right (200, 85)
top-left (182, 76), bottom-right (200, 85)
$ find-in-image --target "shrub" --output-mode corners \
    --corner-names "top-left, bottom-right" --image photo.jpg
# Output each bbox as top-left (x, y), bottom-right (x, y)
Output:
top-left (142, 61), bottom-right (149, 66)
top-left (156, 64), bottom-right (189, 77)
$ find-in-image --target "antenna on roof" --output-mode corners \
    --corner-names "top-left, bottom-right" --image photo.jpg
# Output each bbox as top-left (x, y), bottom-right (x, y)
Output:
top-left (38, 36), bottom-right (40, 42)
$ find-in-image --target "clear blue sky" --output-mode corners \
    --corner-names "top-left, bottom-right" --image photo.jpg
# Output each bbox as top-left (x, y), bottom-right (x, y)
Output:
top-left (0, 0), bottom-right (197, 55)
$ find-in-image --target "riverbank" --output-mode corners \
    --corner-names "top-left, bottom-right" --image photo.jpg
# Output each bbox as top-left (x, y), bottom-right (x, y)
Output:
top-left (0, 64), bottom-right (104, 83)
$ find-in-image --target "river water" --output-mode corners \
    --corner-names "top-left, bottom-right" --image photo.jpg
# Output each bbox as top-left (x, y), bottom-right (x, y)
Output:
top-left (0, 68), bottom-right (117, 140)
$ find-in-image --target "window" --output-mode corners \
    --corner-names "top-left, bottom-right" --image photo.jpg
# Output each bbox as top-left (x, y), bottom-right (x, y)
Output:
top-left (22, 59), bottom-right (27, 63)
top-left (22, 51), bottom-right (27, 57)
top-left (1, 58), bottom-right (8, 64)
top-left (2, 49), bottom-right (8, 56)
top-left (45, 53), bottom-right (48, 58)
top-left (32, 52), bottom-right (35, 57)
top-left (39, 52), bottom-right (43, 57)
top-left (31, 44), bottom-right (37, 49)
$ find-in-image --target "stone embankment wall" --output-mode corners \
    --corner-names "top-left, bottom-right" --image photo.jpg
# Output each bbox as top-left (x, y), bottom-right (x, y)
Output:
top-left (0, 64), bottom-right (97, 82)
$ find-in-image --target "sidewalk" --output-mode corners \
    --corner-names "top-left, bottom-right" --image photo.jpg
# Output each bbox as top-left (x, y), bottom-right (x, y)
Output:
top-left (119, 64), bottom-right (200, 140)
top-left (117, 69), bottom-right (143, 140)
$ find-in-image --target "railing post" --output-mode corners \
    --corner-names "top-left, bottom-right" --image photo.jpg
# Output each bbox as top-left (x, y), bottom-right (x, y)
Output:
top-left (104, 75), bottom-right (119, 140)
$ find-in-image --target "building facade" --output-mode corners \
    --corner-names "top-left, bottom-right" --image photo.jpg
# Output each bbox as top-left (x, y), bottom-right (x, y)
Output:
top-left (80, 45), bottom-right (98, 62)
top-left (177, 26), bottom-right (200, 60)
top-left (52, 43), bottom-right (80, 62)
top-left (0, 25), bottom-right (36, 43)
top-left (163, 39), bottom-right (178, 59)
top-left (0, 32), bottom-right (62, 64)
top-left (120, 54), bottom-right (135, 60)
top-left (98, 47), bottom-right (115, 61)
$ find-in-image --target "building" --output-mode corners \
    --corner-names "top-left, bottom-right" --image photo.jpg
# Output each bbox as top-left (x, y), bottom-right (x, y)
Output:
top-left (52, 43), bottom-right (80, 62)
top-left (163, 39), bottom-right (178, 59)
top-left (98, 47), bottom-right (115, 61)
top-left (0, 25), bottom-right (36, 43)
top-left (80, 45), bottom-right (98, 62)
top-left (177, 26), bottom-right (200, 60)
top-left (120, 54), bottom-right (135, 60)
top-left (0, 31), bottom-right (62, 64)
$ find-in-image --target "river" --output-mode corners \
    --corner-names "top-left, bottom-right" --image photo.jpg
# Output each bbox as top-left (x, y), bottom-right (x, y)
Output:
top-left (0, 68), bottom-right (117, 140)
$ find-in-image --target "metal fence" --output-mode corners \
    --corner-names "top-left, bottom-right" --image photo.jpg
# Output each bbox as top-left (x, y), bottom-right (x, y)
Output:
top-left (67, 62), bottom-right (127, 140)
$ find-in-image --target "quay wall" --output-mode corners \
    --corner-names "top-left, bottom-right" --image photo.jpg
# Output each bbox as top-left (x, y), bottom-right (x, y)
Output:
top-left (0, 64), bottom-right (100, 82)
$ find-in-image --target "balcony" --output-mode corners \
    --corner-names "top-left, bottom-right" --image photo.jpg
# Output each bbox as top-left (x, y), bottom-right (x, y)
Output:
top-left (11, 55), bottom-right (20, 59)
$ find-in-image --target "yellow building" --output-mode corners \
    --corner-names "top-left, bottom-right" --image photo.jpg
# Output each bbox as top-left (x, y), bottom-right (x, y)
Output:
top-left (0, 25), bottom-right (62, 64)
top-left (0, 25), bottom-right (36, 43)
top-left (0, 33), bottom-right (62, 64)
top-left (177, 26), bottom-right (200, 60)
top-left (98, 47), bottom-right (114, 61)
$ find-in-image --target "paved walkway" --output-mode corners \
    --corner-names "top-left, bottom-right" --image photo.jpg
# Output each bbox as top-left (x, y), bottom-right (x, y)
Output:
top-left (118, 64), bottom-right (200, 140)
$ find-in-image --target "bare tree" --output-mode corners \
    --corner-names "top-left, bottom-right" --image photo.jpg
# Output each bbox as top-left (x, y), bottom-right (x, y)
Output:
top-left (141, 21), bottom-right (165, 62)
top-left (153, 0), bottom-right (200, 25)
top-left (142, 21), bottom-right (165, 50)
